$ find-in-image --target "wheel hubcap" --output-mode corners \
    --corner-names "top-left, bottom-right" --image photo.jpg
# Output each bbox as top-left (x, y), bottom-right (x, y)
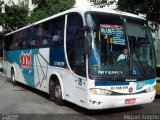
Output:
top-left (55, 85), bottom-right (61, 99)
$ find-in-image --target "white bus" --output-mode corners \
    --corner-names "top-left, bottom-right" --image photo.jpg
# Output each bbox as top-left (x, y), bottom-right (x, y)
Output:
top-left (3, 8), bottom-right (156, 109)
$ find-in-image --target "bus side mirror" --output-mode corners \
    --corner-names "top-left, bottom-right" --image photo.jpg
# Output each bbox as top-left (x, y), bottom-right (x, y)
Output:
top-left (84, 34), bottom-right (92, 55)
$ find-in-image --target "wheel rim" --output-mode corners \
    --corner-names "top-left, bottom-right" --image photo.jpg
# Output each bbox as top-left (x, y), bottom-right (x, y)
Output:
top-left (55, 85), bottom-right (61, 99)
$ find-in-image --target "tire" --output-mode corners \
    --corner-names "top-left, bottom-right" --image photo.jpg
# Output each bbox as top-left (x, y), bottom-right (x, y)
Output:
top-left (54, 80), bottom-right (64, 106)
top-left (49, 80), bottom-right (55, 101)
top-left (11, 69), bottom-right (16, 85)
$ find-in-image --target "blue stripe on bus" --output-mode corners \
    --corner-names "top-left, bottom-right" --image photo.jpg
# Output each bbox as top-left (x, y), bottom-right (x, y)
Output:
top-left (136, 79), bottom-right (156, 90)
top-left (144, 79), bottom-right (156, 85)
top-left (7, 49), bottom-right (39, 87)
top-left (95, 80), bottom-right (129, 86)
top-left (50, 47), bottom-right (67, 68)
top-left (95, 79), bottom-right (156, 86)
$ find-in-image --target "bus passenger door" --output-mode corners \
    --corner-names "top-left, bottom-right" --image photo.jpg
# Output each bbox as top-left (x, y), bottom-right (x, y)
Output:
top-left (66, 13), bottom-right (87, 106)
top-left (74, 37), bottom-right (87, 106)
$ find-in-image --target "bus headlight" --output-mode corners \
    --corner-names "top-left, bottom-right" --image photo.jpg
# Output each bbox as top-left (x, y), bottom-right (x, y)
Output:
top-left (146, 85), bottom-right (156, 92)
top-left (90, 88), bottom-right (112, 95)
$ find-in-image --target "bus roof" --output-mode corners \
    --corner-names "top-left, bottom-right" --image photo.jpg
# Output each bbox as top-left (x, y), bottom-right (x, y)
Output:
top-left (6, 7), bottom-right (145, 36)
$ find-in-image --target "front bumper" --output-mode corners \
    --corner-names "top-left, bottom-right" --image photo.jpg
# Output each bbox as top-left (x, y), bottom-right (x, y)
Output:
top-left (85, 91), bottom-right (156, 110)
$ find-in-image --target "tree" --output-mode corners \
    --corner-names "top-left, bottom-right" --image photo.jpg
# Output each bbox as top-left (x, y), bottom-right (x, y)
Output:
top-left (4, 5), bottom-right (29, 33)
top-left (88, 0), bottom-right (160, 30)
top-left (116, 0), bottom-right (160, 30)
top-left (0, 1), bottom-right (28, 42)
top-left (29, 0), bottom-right (75, 22)
top-left (88, 0), bottom-right (116, 8)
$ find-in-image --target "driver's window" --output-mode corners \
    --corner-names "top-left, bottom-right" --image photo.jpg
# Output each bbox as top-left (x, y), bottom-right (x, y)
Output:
top-left (99, 24), bottom-right (126, 65)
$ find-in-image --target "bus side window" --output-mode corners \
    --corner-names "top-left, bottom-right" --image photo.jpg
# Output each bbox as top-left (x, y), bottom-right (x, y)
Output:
top-left (36, 24), bottom-right (43, 47)
top-left (30, 40), bottom-right (35, 47)
top-left (50, 17), bottom-right (64, 46)
top-left (5, 35), bottom-right (13, 50)
top-left (42, 21), bottom-right (50, 47)
top-left (66, 13), bottom-right (85, 77)
top-left (9, 33), bottom-right (19, 50)
top-left (17, 30), bottom-right (28, 49)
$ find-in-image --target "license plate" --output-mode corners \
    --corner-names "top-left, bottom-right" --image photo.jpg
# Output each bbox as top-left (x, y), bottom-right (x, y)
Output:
top-left (125, 98), bottom-right (136, 104)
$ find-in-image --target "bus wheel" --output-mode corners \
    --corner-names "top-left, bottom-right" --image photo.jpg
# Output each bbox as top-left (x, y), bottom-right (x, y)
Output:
top-left (54, 80), bottom-right (64, 106)
top-left (11, 69), bottom-right (16, 85)
top-left (49, 80), bottom-right (55, 101)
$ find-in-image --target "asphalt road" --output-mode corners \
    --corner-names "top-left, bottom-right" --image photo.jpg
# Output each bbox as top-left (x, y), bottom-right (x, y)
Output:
top-left (0, 74), bottom-right (160, 120)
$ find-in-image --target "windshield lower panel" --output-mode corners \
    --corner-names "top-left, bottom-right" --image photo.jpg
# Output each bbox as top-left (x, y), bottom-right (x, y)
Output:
top-left (86, 12), bottom-right (156, 81)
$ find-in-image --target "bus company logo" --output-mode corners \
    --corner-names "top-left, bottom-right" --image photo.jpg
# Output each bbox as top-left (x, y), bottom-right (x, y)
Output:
top-left (20, 51), bottom-right (32, 73)
top-left (137, 82), bottom-right (144, 88)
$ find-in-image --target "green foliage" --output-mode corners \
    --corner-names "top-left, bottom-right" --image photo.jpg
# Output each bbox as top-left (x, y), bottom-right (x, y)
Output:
top-left (4, 5), bottom-right (29, 33)
top-left (88, 0), bottom-right (160, 31)
top-left (0, 1), bottom-right (28, 42)
top-left (116, 0), bottom-right (160, 31)
top-left (0, 32), bottom-right (4, 43)
top-left (29, 0), bottom-right (75, 22)
top-left (87, 0), bottom-right (116, 8)
top-left (116, 0), bottom-right (160, 22)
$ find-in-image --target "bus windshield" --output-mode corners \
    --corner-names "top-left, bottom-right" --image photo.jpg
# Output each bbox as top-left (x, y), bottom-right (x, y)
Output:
top-left (86, 12), bottom-right (156, 81)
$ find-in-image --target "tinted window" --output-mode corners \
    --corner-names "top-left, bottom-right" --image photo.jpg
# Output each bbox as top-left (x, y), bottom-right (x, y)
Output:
top-left (66, 13), bottom-right (85, 77)
top-left (5, 16), bottom-right (65, 50)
